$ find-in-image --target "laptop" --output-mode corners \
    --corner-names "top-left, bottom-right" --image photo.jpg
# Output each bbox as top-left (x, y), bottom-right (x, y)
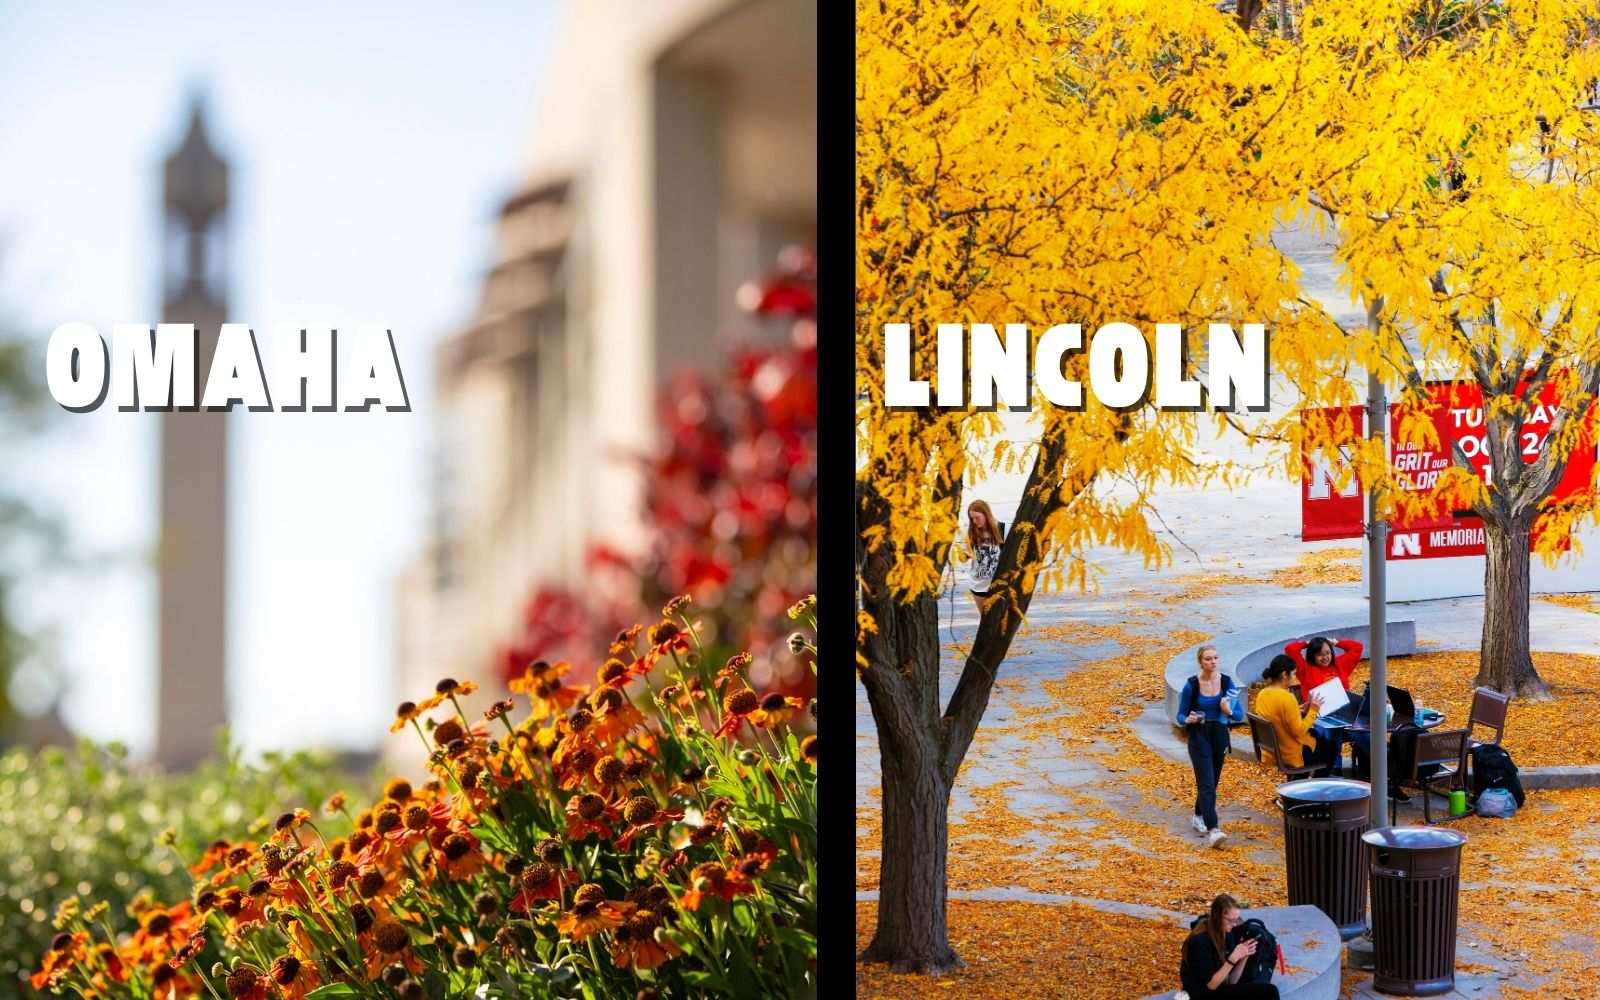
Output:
top-left (1317, 683), bottom-right (1369, 728)
top-left (1319, 683), bottom-right (1415, 729)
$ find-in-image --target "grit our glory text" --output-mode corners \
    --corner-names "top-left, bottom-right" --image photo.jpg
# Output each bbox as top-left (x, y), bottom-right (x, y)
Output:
top-left (883, 321), bottom-right (1270, 411)
top-left (46, 323), bottom-right (409, 412)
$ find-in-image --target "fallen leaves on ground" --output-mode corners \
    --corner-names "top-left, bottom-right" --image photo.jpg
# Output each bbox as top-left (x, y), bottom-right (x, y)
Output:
top-left (1329, 650), bottom-right (1600, 768)
top-left (859, 603), bottom-right (1600, 997)
top-left (856, 899), bottom-right (1176, 1000)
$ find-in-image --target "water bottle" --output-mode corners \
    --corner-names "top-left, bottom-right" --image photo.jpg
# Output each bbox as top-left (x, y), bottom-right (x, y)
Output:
top-left (1414, 698), bottom-right (1425, 728)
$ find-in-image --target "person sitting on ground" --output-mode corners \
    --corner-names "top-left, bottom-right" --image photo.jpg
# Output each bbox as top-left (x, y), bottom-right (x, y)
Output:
top-left (1255, 654), bottom-right (1339, 778)
top-left (1284, 635), bottom-right (1362, 700)
top-left (1179, 893), bottom-right (1281, 999)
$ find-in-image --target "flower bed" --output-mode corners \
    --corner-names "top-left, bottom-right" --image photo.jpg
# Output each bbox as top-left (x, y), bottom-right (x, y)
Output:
top-left (33, 599), bottom-right (818, 998)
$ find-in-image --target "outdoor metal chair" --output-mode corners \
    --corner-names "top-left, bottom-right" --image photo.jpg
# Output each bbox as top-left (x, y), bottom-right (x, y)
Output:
top-left (1392, 726), bottom-right (1474, 826)
top-left (1246, 712), bottom-right (1321, 781)
top-left (1466, 686), bottom-right (1509, 749)
top-left (1463, 686), bottom-right (1509, 790)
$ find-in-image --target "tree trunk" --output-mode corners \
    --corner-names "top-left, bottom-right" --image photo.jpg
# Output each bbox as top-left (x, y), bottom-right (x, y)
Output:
top-left (857, 719), bottom-right (959, 973)
top-left (1476, 515), bottom-right (1550, 698)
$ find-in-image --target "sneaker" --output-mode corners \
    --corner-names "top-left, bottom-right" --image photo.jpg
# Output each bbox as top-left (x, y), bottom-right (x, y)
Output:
top-left (1207, 828), bottom-right (1228, 849)
top-left (1191, 815), bottom-right (1208, 835)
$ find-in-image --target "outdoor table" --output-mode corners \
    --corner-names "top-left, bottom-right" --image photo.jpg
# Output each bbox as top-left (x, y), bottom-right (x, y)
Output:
top-left (1314, 711), bottom-right (1445, 779)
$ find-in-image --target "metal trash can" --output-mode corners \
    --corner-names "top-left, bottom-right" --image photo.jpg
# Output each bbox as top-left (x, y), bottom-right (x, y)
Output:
top-left (1362, 826), bottom-right (1468, 996)
top-left (1278, 778), bottom-right (1371, 940)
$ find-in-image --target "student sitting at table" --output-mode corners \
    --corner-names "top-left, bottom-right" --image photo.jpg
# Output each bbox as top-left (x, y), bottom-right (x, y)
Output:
top-left (1256, 654), bottom-right (1339, 778)
top-left (1285, 635), bottom-right (1362, 700)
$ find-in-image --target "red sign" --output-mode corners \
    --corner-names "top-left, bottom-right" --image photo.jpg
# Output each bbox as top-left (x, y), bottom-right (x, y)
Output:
top-left (1300, 405), bottom-right (1365, 541)
top-left (1300, 382), bottom-right (1596, 559)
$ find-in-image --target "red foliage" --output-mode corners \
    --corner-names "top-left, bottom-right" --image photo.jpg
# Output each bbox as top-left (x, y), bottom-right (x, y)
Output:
top-left (498, 248), bottom-right (816, 697)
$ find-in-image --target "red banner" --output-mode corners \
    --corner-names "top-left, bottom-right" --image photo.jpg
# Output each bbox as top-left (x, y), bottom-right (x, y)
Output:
top-left (1300, 382), bottom-right (1597, 559)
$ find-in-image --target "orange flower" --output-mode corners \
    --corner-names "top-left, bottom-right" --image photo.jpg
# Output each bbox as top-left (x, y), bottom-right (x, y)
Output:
top-left (188, 839), bottom-right (233, 877)
top-left (713, 688), bottom-right (761, 738)
top-left (510, 660), bottom-right (586, 721)
top-left (31, 930), bottom-right (88, 990)
top-left (363, 920), bottom-right (424, 979)
top-left (609, 624), bottom-right (644, 655)
top-left (586, 687), bottom-right (647, 747)
top-left (564, 792), bottom-right (618, 842)
top-left (613, 796), bottom-right (686, 852)
top-left (610, 908), bottom-right (683, 970)
top-left (122, 901), bottom-right (198, 966)
top-left (680, 860), bottom-right (758, 910)
top-left (269, 954), bottom-right (321, 1000)
top-left (435, 831), bottom-right (487, 881)
top-left (222, 965), bottom-right (268, 1000)
top-left (508, 861), bottom-right (578, 913)
top-left (748, 693), bottom-right (806, 729)
top-left (554, 894), bottom-right (634, 942)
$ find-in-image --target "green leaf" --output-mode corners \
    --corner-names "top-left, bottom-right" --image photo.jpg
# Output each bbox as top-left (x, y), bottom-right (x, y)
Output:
top-left (305, 986), bottom-right (363, 999)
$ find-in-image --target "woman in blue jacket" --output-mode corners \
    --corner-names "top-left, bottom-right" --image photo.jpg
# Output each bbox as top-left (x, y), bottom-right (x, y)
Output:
top-left (1177, 644), bottom-right (1245, 848)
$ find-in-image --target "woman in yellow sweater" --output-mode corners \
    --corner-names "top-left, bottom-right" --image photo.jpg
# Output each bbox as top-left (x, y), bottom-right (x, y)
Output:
top-left (1257, 654), bottom-right (1339, 777)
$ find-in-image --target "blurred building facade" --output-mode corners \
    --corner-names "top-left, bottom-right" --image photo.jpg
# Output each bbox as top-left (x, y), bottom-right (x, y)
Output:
top-left (394, 0), bottom-right (816, 732)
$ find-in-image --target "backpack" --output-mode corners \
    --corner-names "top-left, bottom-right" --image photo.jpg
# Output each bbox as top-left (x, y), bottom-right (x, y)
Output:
top-left (1181, 915), bottom-right (1278, 988)
top-left (1471, 744), bottom-right (1526, 807)
top-left (1226, 917), bottom-right (1279, 985)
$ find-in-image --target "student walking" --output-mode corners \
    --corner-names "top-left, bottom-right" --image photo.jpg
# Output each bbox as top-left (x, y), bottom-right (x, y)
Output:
top-left (1176, 644), bottom-right (1244, 848)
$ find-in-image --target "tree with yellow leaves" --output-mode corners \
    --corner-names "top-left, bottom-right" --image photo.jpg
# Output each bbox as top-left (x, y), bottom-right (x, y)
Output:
top-left (855, 1), bottom-right (1316, 974)
top-left (1290, 0), bottom-right (1600, 698)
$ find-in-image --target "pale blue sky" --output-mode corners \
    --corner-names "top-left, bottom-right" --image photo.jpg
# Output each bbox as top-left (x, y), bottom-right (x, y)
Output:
top-left (0, 3), bottom-right (567, 757)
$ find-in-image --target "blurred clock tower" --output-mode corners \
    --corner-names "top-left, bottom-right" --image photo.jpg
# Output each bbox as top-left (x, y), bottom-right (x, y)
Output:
top-left (154, 98), bottom-right (230, 768)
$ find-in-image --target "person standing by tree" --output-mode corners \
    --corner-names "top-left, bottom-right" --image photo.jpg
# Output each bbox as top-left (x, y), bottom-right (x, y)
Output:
top-left (963, 500), bottom-right (1003, 611)
top-left (1176, 645), bottom-right (1243, 848)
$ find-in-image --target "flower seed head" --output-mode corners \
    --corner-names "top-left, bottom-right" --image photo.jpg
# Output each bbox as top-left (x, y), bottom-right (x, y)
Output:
top-left (802, 734), bottom-right (818, 763)
top-left (375, 921), bottom-right (410, 954)
top-left (435, 677), bottom-right (459, 694)
top-left (432, 719), bottom-right (466, 746)
top-left (374, 811), bottom-right (402, 835)
top-left (590, 687), bottom-right (624, 714)
top-left (403, 805), bottom-right (431, 831)
top-left (328, 860), bottom-right (356, 889)
top-left (536, 837), bottom-right (564, 863)
top-left (569, 708), bottom-right (594, 732)
top-left (504, 853), bottom-right (528, 876)
top-left (520, 862), bottom-right (557, 893)
top-left (576, 793), bottom-right (607, 820)
top-left (597, 659), bottom-right (628, 685)
top-left (789, 632), bottom-right (809, 654)
top-left (573, 883), bottom-right (606, 907)
top-left (442, 834), bottom-right (473, 861)
top-left (225, 967), bottom-right (261, 998)
top-left (358, 870), bottom-right (387, 898)
top-left (454, 944), bottom-right (478, 968)
top-left (350, 903), bottom-right (375, 934)
top-left (270, 955), bottom-right (302, 985)
top-left (381, 963), bottom-right (408, 986)
top-left (647, 620), bottom-right (680, 645)
top-left (725, 689), bottom-right (759, 716)
top-left (567, 746), bottom-right (598, 774)
top-left (383, 777), bottom-right (413, 802)
top-left (760, 692), bottom-right (788, 712)
top-left (594, 757), bottom-right (626, 785)
top-left (472, 890), bottom-right (498, 916)
top-left (623, 796), bottom-right (658, 826)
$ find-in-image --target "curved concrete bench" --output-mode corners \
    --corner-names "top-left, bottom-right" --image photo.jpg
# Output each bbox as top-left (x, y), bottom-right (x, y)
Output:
top-left (1137, 904), bottom-right (1341, 1000)
top-left (1163, 620), bottom-right (1418, 731)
